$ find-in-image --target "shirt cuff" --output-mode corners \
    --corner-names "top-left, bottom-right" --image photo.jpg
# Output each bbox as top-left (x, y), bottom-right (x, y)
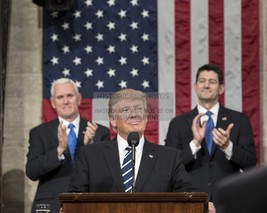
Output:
top-left (221, 141), bottom-right (233, 160)
top-left (58, 154), bottom-right (65, 161)
top-left (190, 140), bottom-right (201, 158)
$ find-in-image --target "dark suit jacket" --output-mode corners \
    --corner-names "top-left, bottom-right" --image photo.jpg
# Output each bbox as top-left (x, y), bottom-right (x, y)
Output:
top-left (26, 118), bottom-right (110, 213)
top-left (213, 166), bottom-right (267, 213)
top-left (68, 137), bottom-right (198, 193)
top-left (165, 105), bottom-right (256, 200)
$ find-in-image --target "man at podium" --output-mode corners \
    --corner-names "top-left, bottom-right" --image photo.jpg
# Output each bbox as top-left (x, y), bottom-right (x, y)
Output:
top-left (68, 88), bottom-right (199, 193)
top-left (65, 88), bottom-right (215, 212)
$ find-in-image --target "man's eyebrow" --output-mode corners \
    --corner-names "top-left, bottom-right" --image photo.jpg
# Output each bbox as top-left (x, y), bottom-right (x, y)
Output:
top-left (198, 78), bottom-right (217, 81)
top-left (119, 106), bottom-right (130, 110)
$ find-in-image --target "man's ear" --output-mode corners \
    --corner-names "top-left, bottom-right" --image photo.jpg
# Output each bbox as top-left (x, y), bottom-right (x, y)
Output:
top-left (109, 117), bottom-right (116, 129)
top-left (78, 94), bottom-right (82, 105)
top-left (219, 84), bottom-right (225, 95)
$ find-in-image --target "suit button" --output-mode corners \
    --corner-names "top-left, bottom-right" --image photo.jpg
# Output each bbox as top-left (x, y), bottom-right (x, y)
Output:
top-left (208, 182), bottom-right (211, 186)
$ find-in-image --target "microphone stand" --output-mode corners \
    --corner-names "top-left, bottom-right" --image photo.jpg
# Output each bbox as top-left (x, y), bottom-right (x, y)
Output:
top-left (127, 132), bottom-right (140, 193)
top-left (131, 143), bottom-right (136, 193)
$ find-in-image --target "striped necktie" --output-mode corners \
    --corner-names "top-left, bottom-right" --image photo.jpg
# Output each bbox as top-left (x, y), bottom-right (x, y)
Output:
top-left (68, 123), bottom-right (77, 161)
top-left (205, 111), bottom-right (214, 155)
top-left (121, 147), bottom-right (133, 192)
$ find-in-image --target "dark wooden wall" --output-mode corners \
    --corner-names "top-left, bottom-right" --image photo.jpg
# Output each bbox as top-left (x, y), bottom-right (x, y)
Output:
top-left (0, 0), bottom-right (10, 212)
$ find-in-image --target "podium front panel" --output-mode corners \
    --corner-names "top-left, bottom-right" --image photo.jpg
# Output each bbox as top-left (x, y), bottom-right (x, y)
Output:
top-left (59, 192), bottom-right (208, 213)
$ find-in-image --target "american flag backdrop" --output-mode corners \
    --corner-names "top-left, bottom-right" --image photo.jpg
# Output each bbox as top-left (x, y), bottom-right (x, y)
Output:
top-left (42, 0), bottom-right (260, 162)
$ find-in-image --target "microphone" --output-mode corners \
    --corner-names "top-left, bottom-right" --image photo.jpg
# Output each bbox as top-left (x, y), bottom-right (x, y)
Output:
top-left (127, 132), bottom-right (140, 147)
top-left (127, 132), bottom-right (140, 192)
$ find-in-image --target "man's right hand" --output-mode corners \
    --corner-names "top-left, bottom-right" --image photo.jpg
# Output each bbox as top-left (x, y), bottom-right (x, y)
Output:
top-left (57, 121), bottom-right (68, 156)
top-left (192, 113), bottom-right (206, 147)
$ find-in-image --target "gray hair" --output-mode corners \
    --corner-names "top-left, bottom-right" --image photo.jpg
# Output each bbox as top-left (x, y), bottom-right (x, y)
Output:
top-left (50, 78), bottom-right (79, 97)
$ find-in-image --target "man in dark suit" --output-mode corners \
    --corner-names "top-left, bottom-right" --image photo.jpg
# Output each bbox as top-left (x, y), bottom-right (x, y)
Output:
top-left (26, 78), bottom-right (110, 213)
top-left (213, 166), bottom-right (267, 213)
top-left (165, 64), bottom-right (256, 201)
top-left (68, 88), bottom-right (198, 193)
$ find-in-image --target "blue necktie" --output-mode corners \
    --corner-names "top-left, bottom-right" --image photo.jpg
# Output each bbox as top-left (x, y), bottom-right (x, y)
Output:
top-left (121, 147), bottom-right (133, 192)
top-left (205, 111), bottom-right (214, 155)
top-left (68, 123), bottom-right (77, 161)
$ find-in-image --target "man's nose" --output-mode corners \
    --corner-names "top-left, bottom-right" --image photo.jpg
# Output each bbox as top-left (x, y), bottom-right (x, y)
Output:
top-left (204, 81), bottom-right (210, 87)
top-left (63, 96), bottom-right (69, 103)
top-left (129, 109), bottom-right (139, 117)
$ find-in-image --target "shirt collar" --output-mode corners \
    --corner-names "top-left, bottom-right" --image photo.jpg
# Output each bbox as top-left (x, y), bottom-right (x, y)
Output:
top-left (58, 114), bottom-right (80, 129)
top-left (117, 133), bottom-right (145, 153)
top-left (197, 102), bottom-right (219, 116)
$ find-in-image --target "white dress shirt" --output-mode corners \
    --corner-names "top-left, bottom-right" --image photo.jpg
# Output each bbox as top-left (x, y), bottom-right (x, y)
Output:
top-left (117, 133), bottom-right (144, 180)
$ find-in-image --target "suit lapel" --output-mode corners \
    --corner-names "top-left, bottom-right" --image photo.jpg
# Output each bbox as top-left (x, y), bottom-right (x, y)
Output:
top-left (217, 105), bottom-right (230, 129)
top-left (48, 119), bottom-right (59, 142)
top-left (77, 119), bottom-right (87, 146)
top-left (103, 138), bottom-right (125, 192)
top-left (135, 141), bottom-right (157, 192)
top-left (210, 105), bottom-right (229, 156)
top-left (186, 107), bottom-right (198, 127)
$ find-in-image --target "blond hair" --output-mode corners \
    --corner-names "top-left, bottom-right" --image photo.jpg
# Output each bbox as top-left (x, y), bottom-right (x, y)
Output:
top-left (108, 89), bottom-right (147, 118)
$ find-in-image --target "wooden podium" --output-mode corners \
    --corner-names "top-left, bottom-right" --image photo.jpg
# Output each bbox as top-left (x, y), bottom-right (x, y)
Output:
top-left (59, 192), bottom-right (208, 213)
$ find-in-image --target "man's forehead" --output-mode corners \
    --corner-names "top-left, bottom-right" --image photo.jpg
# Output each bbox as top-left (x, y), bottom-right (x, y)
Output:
top-left (115, 99), bottom-right (144, 107)
top-left (54, 89), bottom-right (77, 98)
top-left (199, 70), bottom-right (217, 76)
